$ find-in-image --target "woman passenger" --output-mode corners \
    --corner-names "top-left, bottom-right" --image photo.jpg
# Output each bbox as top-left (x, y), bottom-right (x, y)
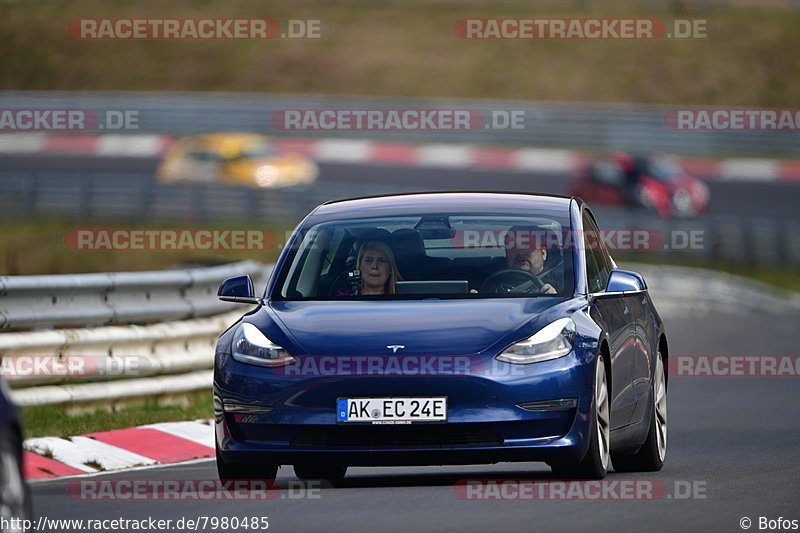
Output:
top-left (340, 240), bottom-right (402, 295)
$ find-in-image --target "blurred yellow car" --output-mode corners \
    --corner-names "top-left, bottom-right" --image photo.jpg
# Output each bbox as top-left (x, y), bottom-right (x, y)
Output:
top-left (156, 133), bottom-right (319, 188)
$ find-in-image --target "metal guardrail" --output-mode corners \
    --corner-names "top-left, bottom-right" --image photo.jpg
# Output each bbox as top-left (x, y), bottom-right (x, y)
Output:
top-left (4, 304), bottom-right (239, 408)
top-left (11, 371), bottom-right (214, 409)
top-left (0, 310), bottom-right (242, 388)
top-left (0, 263), bottom-right (257, 407)
top-left (1, 91), bottom-right (799, 157)
top-left (0, 260), bottom-right (271, 329)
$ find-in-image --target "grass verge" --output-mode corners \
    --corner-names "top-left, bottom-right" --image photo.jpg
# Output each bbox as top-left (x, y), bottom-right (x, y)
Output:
top-left (21, 389), bottom-right (213, 439)
top-left (0, 218), bottom-right (292, 275)
top-left (2, 0), bottom-right (800, 106)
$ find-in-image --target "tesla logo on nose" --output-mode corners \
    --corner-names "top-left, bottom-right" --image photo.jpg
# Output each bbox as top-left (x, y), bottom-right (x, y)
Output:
top-left (387, 345), bottom-right (405, 354)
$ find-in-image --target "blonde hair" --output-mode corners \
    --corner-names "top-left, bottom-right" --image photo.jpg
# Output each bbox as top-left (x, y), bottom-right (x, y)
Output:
top-left (357, 240), bottom-right (402, 294)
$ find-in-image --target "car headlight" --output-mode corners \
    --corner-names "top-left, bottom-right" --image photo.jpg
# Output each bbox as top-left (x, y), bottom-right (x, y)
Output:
top-left (231, 323), bottom-right (295, 367)
top-left (496, 318), bottom-right (576, 364)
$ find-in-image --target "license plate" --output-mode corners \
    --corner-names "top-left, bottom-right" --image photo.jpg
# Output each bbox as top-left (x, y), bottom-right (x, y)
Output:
top-left (337, 397), bottom-right (447, 424)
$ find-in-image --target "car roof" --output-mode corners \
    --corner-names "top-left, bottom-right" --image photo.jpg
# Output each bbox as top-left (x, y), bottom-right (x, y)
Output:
top-left (309, 192), bottom-right (576, 221)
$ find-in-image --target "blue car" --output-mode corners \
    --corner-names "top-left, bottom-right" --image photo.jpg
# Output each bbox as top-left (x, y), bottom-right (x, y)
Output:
top-left (214, 192), bottom-right (668, 481)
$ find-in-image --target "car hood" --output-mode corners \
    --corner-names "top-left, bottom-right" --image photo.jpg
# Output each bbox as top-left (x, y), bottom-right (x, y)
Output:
top-left (265, 298), bottom-right (569, 356)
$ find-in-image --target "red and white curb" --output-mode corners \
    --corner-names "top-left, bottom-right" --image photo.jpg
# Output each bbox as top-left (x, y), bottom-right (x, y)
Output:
top-left (0, 133), bottom-right (173, 158)
top-left (23, 419), bottom-right (215, 480)
top-left (1, 133), bottom-right (799, 182)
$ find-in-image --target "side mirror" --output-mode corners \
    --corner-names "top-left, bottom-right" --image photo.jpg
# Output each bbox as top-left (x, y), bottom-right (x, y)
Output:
top-left (605, 269), bottom-right (647, 294)
top-left (218, 275), bottom-right (261, 304)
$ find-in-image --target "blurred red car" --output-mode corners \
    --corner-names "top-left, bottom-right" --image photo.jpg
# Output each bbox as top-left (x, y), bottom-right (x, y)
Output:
top-left (568, 152), bottom-right (709, 218)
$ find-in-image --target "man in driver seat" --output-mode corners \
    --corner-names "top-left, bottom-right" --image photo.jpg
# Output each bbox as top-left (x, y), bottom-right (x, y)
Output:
top-left (506, 242), bottom-right (558, 294)
top-left (472, 225), bottom-right (562, 295)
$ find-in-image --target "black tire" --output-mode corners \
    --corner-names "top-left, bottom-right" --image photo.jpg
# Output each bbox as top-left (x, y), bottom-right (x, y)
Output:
top-left (551, 354), bottom-right (610, 480)
top-left (0, 430), bottom-right (31, 527)
top-left (293, 463), bottom-right (348, 484)
top-left (215, 448), bottom-right (278, 482)
top-left (612, 349), bottom-right (667, 472)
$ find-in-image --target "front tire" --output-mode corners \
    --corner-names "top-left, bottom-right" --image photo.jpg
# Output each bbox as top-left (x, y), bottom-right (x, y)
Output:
top-left (552, 354), bottom-right (610, 479)
top-left (612, 349), bottom-right (667, 472)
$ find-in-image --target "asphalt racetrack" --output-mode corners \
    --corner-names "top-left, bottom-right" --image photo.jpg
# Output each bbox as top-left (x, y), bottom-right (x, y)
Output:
top-left (29, 289), bottom-right (800, 533)
top-left (1, 154), bottom-right (799, 220)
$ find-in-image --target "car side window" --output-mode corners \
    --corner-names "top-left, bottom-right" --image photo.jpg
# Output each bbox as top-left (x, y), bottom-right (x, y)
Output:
top-left (582, 212), bottom-right (610, 293)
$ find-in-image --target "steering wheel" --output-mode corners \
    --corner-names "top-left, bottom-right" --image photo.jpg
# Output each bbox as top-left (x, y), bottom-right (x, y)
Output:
top-left (479, 269), bottom-right (544, 295)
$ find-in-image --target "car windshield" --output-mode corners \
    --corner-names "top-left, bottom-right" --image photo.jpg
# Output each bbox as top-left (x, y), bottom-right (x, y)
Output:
top-left (272, 212), bottom-right (575, 300)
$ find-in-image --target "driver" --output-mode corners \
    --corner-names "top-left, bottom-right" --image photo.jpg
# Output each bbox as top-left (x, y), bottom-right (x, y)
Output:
top-left (473, 226), bottom-right (561, 295)
top-left (504, 239), bottom-right (558, 295)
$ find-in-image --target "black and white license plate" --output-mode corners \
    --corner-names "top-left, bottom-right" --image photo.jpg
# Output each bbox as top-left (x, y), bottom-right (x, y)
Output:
top-left (337, 397), bottom-right (447, 424)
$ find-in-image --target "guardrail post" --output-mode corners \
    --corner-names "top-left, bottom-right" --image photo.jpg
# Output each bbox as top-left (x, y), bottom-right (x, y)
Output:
top-left (750, 219), bottom-right (780, 267)
top-left (188, 185), bottom-right (206, 225)
top-left (714, 216), bottom-right (747, 266)
top-left (23, 174), bottom-right (38, 218)
top-left (77, 176), bottom-right (92, 220)
top-left (138, 180), bottom-right (151, 220)
top-left (783, 220), bottom-right (800, 268)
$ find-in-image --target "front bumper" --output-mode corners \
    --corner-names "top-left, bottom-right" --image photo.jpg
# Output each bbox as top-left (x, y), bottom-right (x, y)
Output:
top-left (214, 350), bottom-right (596, 467)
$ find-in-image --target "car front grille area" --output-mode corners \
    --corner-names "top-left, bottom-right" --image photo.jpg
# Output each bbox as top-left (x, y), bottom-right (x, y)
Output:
top-left (291, 424), bottom-right (503, 449)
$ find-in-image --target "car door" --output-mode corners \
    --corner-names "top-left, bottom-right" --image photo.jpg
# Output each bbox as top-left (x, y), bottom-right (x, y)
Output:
top-left (583, 211), bottom-right (637, 430)
top-left (625, 288), bottom-right (657, 425)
